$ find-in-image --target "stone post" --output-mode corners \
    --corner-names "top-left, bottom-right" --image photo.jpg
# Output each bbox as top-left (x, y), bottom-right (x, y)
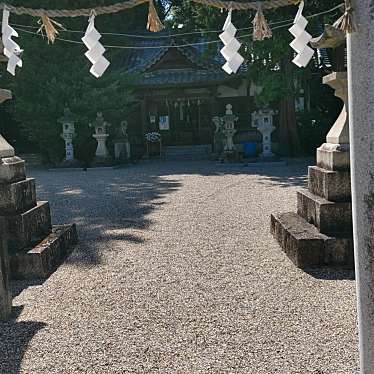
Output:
top-left (252, 109), bottom-right (276, 159)
top-left (58, 107), bottom-right (77, 163)
top-left (222, 104), bottom-right (238, 153)
top-left (90, 112), bottom-right (111, 159)
top-left (114, 121), bottom-right (131, 161)
top-left (317, 72), bottom-right (349, 171)
top-left (347, 2), bottom-right (374, 371)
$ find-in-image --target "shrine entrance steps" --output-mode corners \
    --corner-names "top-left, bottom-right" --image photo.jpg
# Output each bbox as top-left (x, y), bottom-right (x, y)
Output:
top-left (163, 145), bottom-right (212, 161)
top-left (271, 165), bottom-right (354, 269)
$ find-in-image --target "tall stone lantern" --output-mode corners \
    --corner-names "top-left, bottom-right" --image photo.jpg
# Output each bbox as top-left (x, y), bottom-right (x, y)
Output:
top-left (90, 112), bottom-right (111, 159)
top-left (58, 107), bottom-right (77, 163)
top-left (252, 109), bottom-right (276, 159)
top-left (222, 104), bottom-right (238, 153)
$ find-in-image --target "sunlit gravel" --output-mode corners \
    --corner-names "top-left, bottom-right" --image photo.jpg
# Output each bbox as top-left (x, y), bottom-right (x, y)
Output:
top-left (0, 160), bottom-right (358, 373)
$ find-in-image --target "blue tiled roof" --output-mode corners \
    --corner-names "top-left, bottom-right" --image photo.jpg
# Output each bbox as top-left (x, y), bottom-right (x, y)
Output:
top-left (115, 31), bottom-right (246, 86)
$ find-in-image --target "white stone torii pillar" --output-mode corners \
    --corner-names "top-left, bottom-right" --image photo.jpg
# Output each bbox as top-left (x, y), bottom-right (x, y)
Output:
top-left (348, 1), bottom-right (374, 372)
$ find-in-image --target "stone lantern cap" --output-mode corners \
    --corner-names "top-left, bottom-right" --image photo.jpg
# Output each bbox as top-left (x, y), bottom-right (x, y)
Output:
top-left (90, 112), bottom-right (111, 135)
top-left (310, 24), bottom-right (346, 50)
top-left (58, 107), bottom-right (77, 125)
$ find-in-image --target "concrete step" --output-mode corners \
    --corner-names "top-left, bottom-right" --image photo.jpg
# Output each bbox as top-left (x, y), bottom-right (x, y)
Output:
top-left (5, 201), bottom-right (52, 253)
top-left (271, 212), bottom-right (353, 269)
top-left (164, 145), bottom-right (212, 160)
top-left (297, 189), bottom-right (352, 236)
top-left (10, 224), bottom-right (78, 279)
top-left (308, 166), bottom-right (351, 202)
top-left (0, 178), bottom-right (36, 214)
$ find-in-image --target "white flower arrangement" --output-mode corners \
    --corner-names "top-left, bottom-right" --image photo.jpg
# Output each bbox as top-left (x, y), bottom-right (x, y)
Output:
top-left (145, 132), bottom-right (161, 142)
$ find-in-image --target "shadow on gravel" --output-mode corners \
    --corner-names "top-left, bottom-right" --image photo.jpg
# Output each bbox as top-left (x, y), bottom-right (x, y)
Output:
top-left (0, 306), bottom-right (46, 374)
top-left (30, 160), bottom-right (310, 267)
top-left (305, 268), bottom-right (355, 281)
top-left (33, 169), bottom-right (182, 267)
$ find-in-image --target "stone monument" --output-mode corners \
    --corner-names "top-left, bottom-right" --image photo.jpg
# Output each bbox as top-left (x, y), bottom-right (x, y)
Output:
top-left (59, 107), bottom-right (77, 164)
top-left (90, 112), bottom-right (111, 160)
top-left (252, 109), bottom-right (276, 159)
top-left (114, 121), bottom-right (131, 161)
top-left (222, 104), bottom-right (238, 154)
top-left (271, 27), bottom-right (353, 269)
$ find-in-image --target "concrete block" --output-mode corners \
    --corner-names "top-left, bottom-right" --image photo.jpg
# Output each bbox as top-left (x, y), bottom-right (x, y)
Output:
top-left (6, 201), bottom-right (52, 253)
top-left (0, 156), bottom-right (26, 184)
top-left (316, 143), bottom-right (350, 171)
top-left (0, 178), bottom-right (37, 214)
top-left (297, 189), bottom-right (352, 236)
top-left (11, 224), bottom-right (78, 279)
top-left (308, 166), bottom-right (351, 202)
top-left (271, 212), bottom-right (353, 269)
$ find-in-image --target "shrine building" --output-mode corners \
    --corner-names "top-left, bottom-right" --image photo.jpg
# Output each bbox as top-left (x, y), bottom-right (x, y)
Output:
top-left (115, 33), bottom-right (264, 157)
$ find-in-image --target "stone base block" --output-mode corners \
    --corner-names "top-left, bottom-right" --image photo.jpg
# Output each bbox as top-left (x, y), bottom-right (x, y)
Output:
top-left (0, 178), bottom-right (36, 214)
top-left (6, 201), bottom-right (52, 253)
top-left (297, 189), bottom-right (352, 236)
top-left (0, 156), bottom-right (26, 184)
top-left (271, 212), bottom-right (353, 269)
top-left (316, 143), bottom-right (350, 171)
top-left (308, 166), bottom-right (351, 202)
top-left (0, 217), bottom-right (11, 320)
top-left (10, 224), bottom-right (78, 279)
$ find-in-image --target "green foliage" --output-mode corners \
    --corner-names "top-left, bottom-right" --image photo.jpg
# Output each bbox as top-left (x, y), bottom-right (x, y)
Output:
top-left (0, 0), bottom-right (148, 164)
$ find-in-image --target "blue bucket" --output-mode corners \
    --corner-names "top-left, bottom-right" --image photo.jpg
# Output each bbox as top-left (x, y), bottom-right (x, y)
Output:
top-left (243, 142), bottom-right (257, 157)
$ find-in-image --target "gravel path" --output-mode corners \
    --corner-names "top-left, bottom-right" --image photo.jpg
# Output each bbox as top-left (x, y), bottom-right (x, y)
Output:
top-left (0, 161), bottom-right (358, 373)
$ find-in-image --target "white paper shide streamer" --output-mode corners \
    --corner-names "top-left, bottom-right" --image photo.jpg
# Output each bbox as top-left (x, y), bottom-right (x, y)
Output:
top-left (1, 8), bottom-right (22, 76)
top-left (81, 13), bottom-right (110, 78)
top-left (289, 1), bottom-right (314, 68)
top-left (219, 10), bottom-right (244, 75)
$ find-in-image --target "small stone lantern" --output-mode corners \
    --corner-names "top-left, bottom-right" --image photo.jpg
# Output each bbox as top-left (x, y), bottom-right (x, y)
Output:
top-left (252, 109), bottom-right (276, 159)
top-left (90, 112), bottom-right (111, 159)
top-left (58, 107), bottom-right (77, 162)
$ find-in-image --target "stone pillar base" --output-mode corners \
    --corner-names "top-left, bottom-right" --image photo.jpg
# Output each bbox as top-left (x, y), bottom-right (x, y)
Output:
top-left (0, 144), bottom-right (78, 284)
top-left (316, 143), bottom-right (350, 171)
top-left (270, 150), bottom-right (353, 269)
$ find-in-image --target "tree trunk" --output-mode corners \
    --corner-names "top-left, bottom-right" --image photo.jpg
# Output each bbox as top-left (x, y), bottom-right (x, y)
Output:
top-left (278, 55), bottom-right (301, 156)
top-left (279, 98), bottom-right (301, 156)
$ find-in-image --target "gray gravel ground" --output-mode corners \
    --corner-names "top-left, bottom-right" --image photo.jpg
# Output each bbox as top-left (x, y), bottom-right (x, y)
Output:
top-left (0, 160), bottom-right (358, 373)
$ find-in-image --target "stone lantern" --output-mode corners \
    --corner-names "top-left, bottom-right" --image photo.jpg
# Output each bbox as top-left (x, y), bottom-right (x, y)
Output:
top-left (90, 112), bottom-right (111, 159)
top-left (58, 107), bottom-right (77, 163)
top-left (222, 104), bottom-right (238, 153)
top-left (252, 109), bottom-right (276, 159)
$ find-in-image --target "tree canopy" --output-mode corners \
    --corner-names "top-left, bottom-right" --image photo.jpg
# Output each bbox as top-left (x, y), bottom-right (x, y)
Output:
top-left (0, 0), bottom-right (344, 160)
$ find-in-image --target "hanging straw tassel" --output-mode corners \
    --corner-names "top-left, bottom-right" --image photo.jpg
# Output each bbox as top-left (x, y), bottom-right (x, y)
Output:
top-left (252, 6), bottom-right (272, 41)
top-left (147, 0), bottom-right (164, 33)
top-left (37, 14), bottom-right (65, 44)
top-left (333, 0), bottom-right (357, 33)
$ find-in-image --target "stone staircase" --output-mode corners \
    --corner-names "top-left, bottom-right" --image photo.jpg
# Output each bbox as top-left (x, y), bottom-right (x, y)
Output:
top-left (163, 145), bottom-right (212, 161)
top-left (0, 153), bottom-right (77, 280)
top-left (271, 164), bottom-right (353, 269)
